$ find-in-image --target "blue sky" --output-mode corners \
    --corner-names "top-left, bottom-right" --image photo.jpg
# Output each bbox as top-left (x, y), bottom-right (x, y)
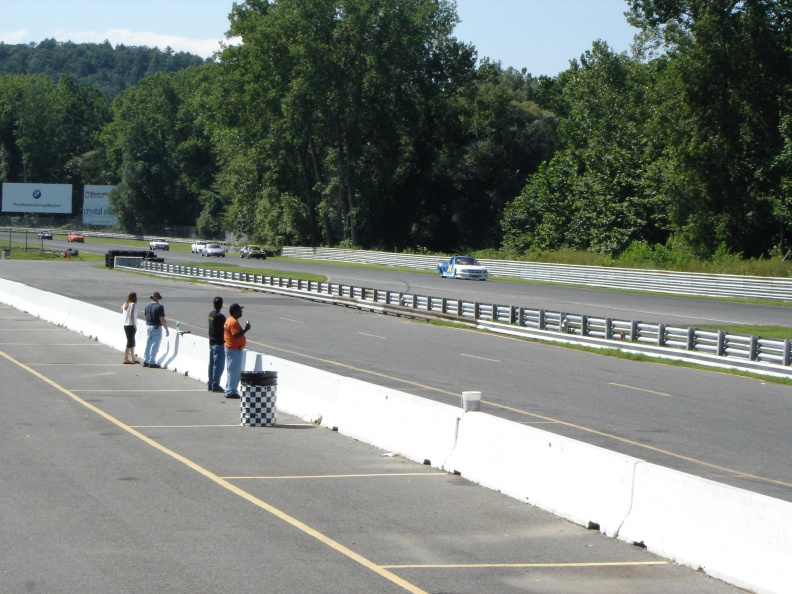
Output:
top-left (0, 0), bottom-right (638, 77)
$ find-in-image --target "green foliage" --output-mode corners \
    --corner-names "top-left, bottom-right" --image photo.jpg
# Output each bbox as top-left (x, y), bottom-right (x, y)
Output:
top-left (104, 68), bottom-right (218, 233)
top-left (0, 39), bottom-right (209, 96)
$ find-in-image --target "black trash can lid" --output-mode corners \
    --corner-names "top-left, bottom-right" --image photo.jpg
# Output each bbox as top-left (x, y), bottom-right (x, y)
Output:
top-left (240, 371), bottom-right (278, 384)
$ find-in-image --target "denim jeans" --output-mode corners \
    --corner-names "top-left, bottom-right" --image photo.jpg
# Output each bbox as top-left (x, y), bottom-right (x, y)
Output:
top-left (208, 344), bottom-right (225, 389)
top-left (225, 348), bottom-right (243, 396)
top-left (144, 325), bottom-right (162, 365)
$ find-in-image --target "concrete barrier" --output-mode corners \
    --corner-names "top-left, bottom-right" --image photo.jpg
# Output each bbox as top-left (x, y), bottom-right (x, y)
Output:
top-left (617, 462), bottom-right (792, 594)
top-left (443, 412), bottom-right (638, 537)
top-left (335, 377), bottom-right (461, 467)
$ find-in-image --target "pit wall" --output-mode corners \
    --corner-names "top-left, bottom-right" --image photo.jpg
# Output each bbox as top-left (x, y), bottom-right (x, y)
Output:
top-left (0, 277), bottom-right (788, 594)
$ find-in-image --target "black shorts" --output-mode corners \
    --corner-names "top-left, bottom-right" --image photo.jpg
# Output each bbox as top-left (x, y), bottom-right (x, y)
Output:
top-left (124, 325), bottom-right (137, 348)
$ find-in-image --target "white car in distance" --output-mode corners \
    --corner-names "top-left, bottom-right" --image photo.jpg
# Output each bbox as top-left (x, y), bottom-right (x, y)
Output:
top-left (191, 240), bottom-right (207, 254)
top-left (149, 238), bottom-right (170, 251)
top-left (202, 243), bottom-right (225, 257)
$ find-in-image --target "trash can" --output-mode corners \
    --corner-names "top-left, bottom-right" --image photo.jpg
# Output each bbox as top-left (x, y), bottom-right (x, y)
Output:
top-left (240, 371), bottom-right (278, 427)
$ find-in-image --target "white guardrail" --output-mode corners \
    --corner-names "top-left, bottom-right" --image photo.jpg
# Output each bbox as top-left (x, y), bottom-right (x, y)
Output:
top-left (2, 275), bottom-right (791, 594)
top-left (130, 259), bottom-right (792, 378)
top-left (281, 246), bottom-right (792, 301)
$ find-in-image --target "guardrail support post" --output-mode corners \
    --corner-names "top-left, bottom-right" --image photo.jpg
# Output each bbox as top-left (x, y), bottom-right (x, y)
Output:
top-left (630, 320), bottom-right (638, 341)
top-left (717, 330), bottom-right (726, 356)
top-left (687, 327), bottom-right (695, 350)
top-left (538, 309), bottom-right (545, 330)
top-left (441, 297), bottom-right (447, 314)
top-left (657, 323), bottom-right (666, 347)
top-left (518, 307), bottom-right (526, 327)
top-left (605, 318), bottom-right (612, 339)
top-left (785, 340), bottom-right (791, 366)
top-left (581, 315), bottom-right (589, 337)
top-left (749, 336), bottom-right (758, 361)
top-left (492, 304), bottom-right (498, 322)
top-left (509, 306), bottom-right (517, 325)
top-left (474, 302), bottom-right (480, 320)
top-left (456, 300), bottom-right (462, 317)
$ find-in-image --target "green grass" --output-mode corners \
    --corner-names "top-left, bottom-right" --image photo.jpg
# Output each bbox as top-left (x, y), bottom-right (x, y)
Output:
top-left (695, 324), bottom-right (792, 340)
top-left (185, 261), bottom-right (325, 282)
top-left (0, 243), bottom-right (103, 261)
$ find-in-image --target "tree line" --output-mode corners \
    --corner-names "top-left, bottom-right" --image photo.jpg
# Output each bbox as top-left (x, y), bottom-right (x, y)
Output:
top-left (1, 0), bottom-right (790, 259)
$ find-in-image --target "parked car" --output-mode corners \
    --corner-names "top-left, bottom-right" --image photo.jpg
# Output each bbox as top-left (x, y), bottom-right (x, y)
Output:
top-left (191, 240), bottom-right (207, 254)
top-left (240, 245), bottom-right (267, 259)
top-left (203, 243), bottom-right (225, 257)
top-left (67, 232), bottom-right (84, 243)
top-left (436, 256), bottom-right (488, 280)
top-left (149, 238), bottom-right (170, 251)
top-left (38, 230), bottom-right (53, 240)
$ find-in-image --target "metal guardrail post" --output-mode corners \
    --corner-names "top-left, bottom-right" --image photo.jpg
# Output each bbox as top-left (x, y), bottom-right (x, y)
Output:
top-left (749, 336), bottom-right (758, 361)
top-left (473, 302), bottom-right (480, 320)
top-left (581, 315), bottom-right (589, 337)
top-left (605, 318), bottom-right (612, 339)
top-left (687, 328), bottom-right (696, 350)
top-left (785, 340), bottom-right (792, 366)
top-left (630, 320), bottom-right (638, 341)
top-left (717, 330), bottom-right (726, 356)
top-left (658, 323), bottom-right (666, 347)
top-left (538, 309), bottom-right (545, 330)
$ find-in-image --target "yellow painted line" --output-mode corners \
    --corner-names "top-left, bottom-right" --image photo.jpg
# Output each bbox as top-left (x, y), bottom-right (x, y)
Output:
top-left (382, 561), bottom-right (668, 569)
top-left (609, 382), bottom-right (671, 397)
top-left (71, 388), bottom-right (204, 394)
top-left (131, 423), bottom-right (313, 428)
top-left (359, 332), bottom-right (386, 339)
top-left (246, 338), bottom-right (792, 491)
top-left (34, 363), bottom-right (122, 366)
top-left (0, 348), bottom-right (427, 594)
top-left (132, 424), bottom-right (250, 428)
top-left (225, 472), bottom-right (447, 480)
top-left (0, 343), bottom-right (103, 347)
top-left (460, 353), bottom-right (501, 363)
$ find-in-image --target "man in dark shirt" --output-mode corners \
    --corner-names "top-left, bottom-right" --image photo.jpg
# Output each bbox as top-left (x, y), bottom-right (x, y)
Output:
top-left (207, 296), bottom-right (226, 393)
top-left (143, 291), bottom-right (169, 368)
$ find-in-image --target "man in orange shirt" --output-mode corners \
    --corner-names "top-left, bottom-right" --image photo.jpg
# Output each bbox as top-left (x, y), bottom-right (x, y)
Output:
top-left (223, 303), bottom-right (251, 399)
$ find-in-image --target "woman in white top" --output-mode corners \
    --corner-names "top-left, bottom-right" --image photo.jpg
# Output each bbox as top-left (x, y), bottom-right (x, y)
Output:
top-left (122, 292), bottom-right (139, 364)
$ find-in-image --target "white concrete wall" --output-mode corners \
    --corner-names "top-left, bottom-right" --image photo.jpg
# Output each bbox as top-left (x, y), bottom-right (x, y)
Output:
top-left (1, 276), bottom-right (790, 594)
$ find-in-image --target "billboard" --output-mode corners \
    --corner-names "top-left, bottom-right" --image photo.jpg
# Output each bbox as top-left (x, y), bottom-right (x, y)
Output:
top-left (83, 185), bottom-right (118, 226)
top-left (1, 183), bottom-right (73, 214)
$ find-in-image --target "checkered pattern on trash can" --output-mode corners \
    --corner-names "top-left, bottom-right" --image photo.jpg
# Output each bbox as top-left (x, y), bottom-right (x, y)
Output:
top-left (241, 384), bottom-right (277, 426)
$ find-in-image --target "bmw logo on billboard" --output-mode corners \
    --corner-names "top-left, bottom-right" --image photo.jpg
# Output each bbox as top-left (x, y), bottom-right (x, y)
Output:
top-left (33, 189), bottom-right (41, 199)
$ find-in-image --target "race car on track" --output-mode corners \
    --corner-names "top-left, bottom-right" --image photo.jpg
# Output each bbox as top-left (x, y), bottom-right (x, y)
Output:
top-left (436, 256), bottom-right (488, 280)
top-left (240, 245), bottom-right (267, 259)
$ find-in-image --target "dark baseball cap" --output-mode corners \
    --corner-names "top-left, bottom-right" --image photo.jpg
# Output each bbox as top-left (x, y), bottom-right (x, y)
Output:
top-left (229, 303), bottom-right (243, 313)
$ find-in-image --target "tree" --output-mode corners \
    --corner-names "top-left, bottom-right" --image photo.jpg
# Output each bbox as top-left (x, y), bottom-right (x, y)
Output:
top-left (627, 0), bottom-right (792, 256)
top-left (104, 67), bottom-right (218, 233)
top-left (502, 42), bottom-right (667, 255)
top-left (218, 0), bottom-right (478, 248)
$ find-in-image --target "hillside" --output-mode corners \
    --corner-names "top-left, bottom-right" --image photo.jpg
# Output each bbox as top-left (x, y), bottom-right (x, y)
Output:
top-left (0, 38), bottom-right (209, 96)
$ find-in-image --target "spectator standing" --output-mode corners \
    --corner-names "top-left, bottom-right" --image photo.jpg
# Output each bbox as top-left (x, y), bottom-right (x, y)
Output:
top-left (143, 291), bottom-right (169, 368)
top-left (223, 303), bottom-right (250, 399)
top-left (208, 296), bottom-right (226, 393)
top-left (122, 291), bottom-right (139, 364)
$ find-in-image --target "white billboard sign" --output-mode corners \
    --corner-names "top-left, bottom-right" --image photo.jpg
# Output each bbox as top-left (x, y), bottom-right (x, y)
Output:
top-left (83, 185), bottom-right (118, 226)
top-left (1, 183), bottom-right (73, 214)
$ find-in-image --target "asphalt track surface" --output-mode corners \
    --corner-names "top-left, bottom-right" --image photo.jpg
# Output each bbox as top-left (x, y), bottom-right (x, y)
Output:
top-left (0, 281), bottom-right (743, 592)
top-left (5, 237), bottom-right (792, 505)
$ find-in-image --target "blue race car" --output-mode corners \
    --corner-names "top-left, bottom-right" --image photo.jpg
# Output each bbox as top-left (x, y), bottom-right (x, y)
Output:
top-left (436, 256), bottom-right (488, 280)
